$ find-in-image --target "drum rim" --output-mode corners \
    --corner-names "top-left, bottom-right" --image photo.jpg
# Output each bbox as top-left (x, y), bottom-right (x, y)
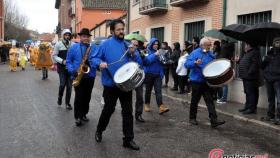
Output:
top-left (113, 61), bottom-right (140, 84)
top-left (203, 58), bottom-right (232, 79)
top-left (206, 69), bottom-right (235, 87)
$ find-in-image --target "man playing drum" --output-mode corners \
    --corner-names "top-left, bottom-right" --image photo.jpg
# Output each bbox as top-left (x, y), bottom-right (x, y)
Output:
top-left (184, 37), bottom-right (225, 128)
top-left (90, 19), bottom-right (142, 150)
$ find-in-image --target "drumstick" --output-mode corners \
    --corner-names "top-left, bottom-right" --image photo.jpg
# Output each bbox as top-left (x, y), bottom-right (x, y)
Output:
top-left (107, 48), bottom-right (129, 67)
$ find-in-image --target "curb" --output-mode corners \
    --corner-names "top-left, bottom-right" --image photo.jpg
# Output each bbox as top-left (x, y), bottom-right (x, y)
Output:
top-left (162, 93), bottom-right (280, 132)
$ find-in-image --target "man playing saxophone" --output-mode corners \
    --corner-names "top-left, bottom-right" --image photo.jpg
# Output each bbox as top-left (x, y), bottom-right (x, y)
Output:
top-left (66, 28), bottom-right (96, 126)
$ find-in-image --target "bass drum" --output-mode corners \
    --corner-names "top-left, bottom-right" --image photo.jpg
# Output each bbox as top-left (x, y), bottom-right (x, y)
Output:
top-left (202, 58), bottom-right (234, 87)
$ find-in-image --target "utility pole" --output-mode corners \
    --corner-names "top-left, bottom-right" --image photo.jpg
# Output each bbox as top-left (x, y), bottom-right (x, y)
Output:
top-left (126, 0), bottom-right (130, 34)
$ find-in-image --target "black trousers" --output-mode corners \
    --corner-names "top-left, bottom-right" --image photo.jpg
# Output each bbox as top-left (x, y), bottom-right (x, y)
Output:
top-left (97, 86), bottom-right (134, 142)
top-left (178, 75), bottom-right (188, 92)
top-left (58, 70), bottom-right (72, 105)
top-left (266, 81), bottom-right (280, 119)
top-left (171, 67), bottom-right (179, 88)
top-left (243, 80), bottom-right (259, 111)
top-left (190, 82), bottom-right (218, 120)
top-left (74, 77), bottom-right (95, 119)
top-left (135, 84), bottom-right (143, 116)
top-left (163, 66), bottom-right (170, 85)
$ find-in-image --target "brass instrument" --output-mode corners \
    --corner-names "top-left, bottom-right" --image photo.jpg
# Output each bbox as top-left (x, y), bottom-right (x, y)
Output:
top-left (72, 46), bottom-right (91, 87)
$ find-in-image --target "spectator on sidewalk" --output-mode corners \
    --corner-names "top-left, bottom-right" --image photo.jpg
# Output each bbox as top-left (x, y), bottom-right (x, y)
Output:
top-left (176, 47), bottom-right (189, 94)
top-left (182, 41), bottom-right (193, 93)
top-left (170, 42), bottom-right (181, 91)
top-left (161, 42), bottom-right (172, 88)
top-left (262, 37), bottom-right (280, 125)
top-left (236, 42), bottom-right (262, 115)
top-left (191, 37), bottom-right (200, 52)
top-left (184, 37), bottom-right (225, 128)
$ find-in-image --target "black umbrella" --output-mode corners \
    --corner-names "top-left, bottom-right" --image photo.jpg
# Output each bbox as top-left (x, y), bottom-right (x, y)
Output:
top-left (220, 24), bottom-right (250, 41)
top-left (243, 22), bottom-right (280, 46)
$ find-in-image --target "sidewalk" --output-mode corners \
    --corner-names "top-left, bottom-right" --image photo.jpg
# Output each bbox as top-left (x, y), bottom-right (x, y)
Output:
top-left (161, 86), bottom-right (280, 132)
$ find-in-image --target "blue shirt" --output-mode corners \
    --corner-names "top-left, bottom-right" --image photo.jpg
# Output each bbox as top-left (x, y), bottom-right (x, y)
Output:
top-left (143, 38), bottom-right (164, 78)
top-left (89, 36), bottom-right (142, 87)
top-left (66, 42), bottom-right (96, 80)
top-left (184, 48), bottom-right (215, 83)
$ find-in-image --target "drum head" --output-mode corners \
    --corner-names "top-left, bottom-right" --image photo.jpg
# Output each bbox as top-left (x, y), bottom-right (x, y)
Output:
top-left (203, 59), bottom-right (231, 78)
top-left (114, 62), bottom-right (138, 84)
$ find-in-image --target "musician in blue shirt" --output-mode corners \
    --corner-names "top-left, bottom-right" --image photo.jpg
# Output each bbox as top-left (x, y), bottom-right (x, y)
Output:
top-left (184, 37), bottom-right (225, 128)
top-left (89, 19), bottom-right (141, 150)
top-left (66, 28), bottom-right (96, 127)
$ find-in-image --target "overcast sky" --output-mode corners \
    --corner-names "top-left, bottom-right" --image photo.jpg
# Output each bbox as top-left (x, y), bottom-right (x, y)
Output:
top-left (13, 0), bottom-right (58, 33)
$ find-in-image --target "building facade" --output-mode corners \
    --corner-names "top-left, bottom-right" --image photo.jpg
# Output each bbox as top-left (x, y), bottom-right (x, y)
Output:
top-left (0, 0), bottom-right (4, 40)
top-left (75, 0), bottom-right (127, 34)
top-left (130, 0), bottom-right (224, 45)
top-left (55, 0), bottom-right (72, 35)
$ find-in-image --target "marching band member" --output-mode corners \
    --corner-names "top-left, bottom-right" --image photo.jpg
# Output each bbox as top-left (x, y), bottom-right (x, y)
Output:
top-left (19, 45), bottom-right (28, 71)
top-left (184, 37), bottom-right (225, 128)
top-left (9, 41), bottom-right (18, 72)
top-left (144, 38), bottom-right (169, 115)
top-left (90, 19), bottom-right (141, 150)
top-left (36, 42), bottom-right (53, 80)
top-left (52, 29), bottom-right (73, 110)
top-left (66, 28), bottom-right (96, 126)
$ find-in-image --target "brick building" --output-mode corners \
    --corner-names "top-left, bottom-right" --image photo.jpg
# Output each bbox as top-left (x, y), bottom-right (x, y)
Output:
top-left (55, 0), bottom-right (72, 35)
top-left (130, 0), bottom-right (224, 45)
top-left (75, 0), bottom-right (127, 34)
top-left (0, 0), bottom-right (4, 40)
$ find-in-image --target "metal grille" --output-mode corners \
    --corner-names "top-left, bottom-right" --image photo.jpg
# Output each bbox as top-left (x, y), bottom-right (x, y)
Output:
top-left (184, 21), bottom-right (205, 42)
top-left (151, 27), bottom-right (164, 43)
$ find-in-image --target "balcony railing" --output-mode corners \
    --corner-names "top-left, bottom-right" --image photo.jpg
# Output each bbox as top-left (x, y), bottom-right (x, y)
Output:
top-left (139, 0), bottom-right (168, 15)
top-left (170, 0), bottom-right (209, 7)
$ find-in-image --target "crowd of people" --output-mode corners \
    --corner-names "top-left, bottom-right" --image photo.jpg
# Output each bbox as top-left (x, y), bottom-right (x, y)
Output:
top-left (1, 19), bottom-right (280, 151)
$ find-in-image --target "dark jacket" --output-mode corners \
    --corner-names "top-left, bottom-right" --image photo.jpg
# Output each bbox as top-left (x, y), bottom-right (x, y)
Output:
top-left (171, 42), bottom-right (181, 68)
top-left (262, 48), bottom-right (280, 82)
top-left (238, 48), bottom-right (261, 80)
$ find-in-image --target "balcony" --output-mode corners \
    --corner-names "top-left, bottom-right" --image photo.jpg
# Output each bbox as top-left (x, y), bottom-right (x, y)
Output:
top-left (68, 8), bottom-right (75, 17)
top-left (139, 0), bottom-right (168, 15)
top-left (170, 0), bottom-right (209, 7)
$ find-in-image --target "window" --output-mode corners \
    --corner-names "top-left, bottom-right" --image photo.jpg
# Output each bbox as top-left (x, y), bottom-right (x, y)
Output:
top-left (151, 27), bottom-right (164, 43)
top-left (184, 21), bottom-right (205, 42)
top-left (235, 10), bottom-right (272, 77)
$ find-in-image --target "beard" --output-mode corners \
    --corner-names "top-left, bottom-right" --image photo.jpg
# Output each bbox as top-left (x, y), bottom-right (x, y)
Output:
top-left (116, 33), bottom-right (124, 40)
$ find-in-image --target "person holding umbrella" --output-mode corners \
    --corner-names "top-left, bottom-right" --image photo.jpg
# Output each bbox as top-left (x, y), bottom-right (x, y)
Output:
top-left (262, 37), bottom-right (280, 125)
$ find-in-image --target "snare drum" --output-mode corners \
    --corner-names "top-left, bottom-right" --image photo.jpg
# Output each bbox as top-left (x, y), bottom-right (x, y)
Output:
top-left (202, 59), bottom-right (234, 87)
top-left (113, 62), bottom-right (145, 92)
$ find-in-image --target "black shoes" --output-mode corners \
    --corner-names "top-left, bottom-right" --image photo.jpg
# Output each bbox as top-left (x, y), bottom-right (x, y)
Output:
top-left (135, 115), bottom-right (145, 123)
top-left (261, 116), bottom-right (275, 122)
top-left (238, 108), bottom-right (248, 112)
top-left (242, 109), bottom-right (256, 115)
top-left (81, 116), bottom-right (89, 122)
top-left (66, 104), bottom-right (73, 110)
top-left (75, 118), bottom-right (83, 127)
top-left (189, 119), bottom-right (198, 125)
top-left (123, 140), bottom-right (140, 150)
top-left (177, 90), bottom-right (186, 94)
top-left (95, 131), bottom-right (102, 143)
top-left (171, 87), bottom-right (178, 91)
top-left (211, 119), bottom-right (226, 128)
top-left (57, 97), bottom-right (62, 106)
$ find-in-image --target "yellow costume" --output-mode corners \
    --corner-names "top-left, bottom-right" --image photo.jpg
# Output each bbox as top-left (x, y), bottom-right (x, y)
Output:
top-left (35, 42), bottom-right (53, 69)
top-left (9, 47), bottom-right (18, 72)
top-left (29, 47), bottom-right (36, 66)
top-left (19, 48), bottom-right (28, 69)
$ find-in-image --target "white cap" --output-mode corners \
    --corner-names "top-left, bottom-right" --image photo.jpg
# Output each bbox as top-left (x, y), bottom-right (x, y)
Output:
top-left (61, 29), bottom-right (71, 36)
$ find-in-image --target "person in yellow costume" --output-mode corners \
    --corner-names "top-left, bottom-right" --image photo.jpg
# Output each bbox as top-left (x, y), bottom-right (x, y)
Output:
top-left (36, 42), bottom-right (53, 80)
top-left (19, 45), bottom-right (28, 71)
top-left (9, 41), bottom-right (18, 72)
top-left (29, 46), bottom-right (35, 66)
top-left (33, 46), bottom-right (40, 70)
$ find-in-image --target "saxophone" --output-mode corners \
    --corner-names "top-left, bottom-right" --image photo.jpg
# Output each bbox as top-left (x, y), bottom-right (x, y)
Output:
top-left (72, 46), bottom-right (91, 87)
